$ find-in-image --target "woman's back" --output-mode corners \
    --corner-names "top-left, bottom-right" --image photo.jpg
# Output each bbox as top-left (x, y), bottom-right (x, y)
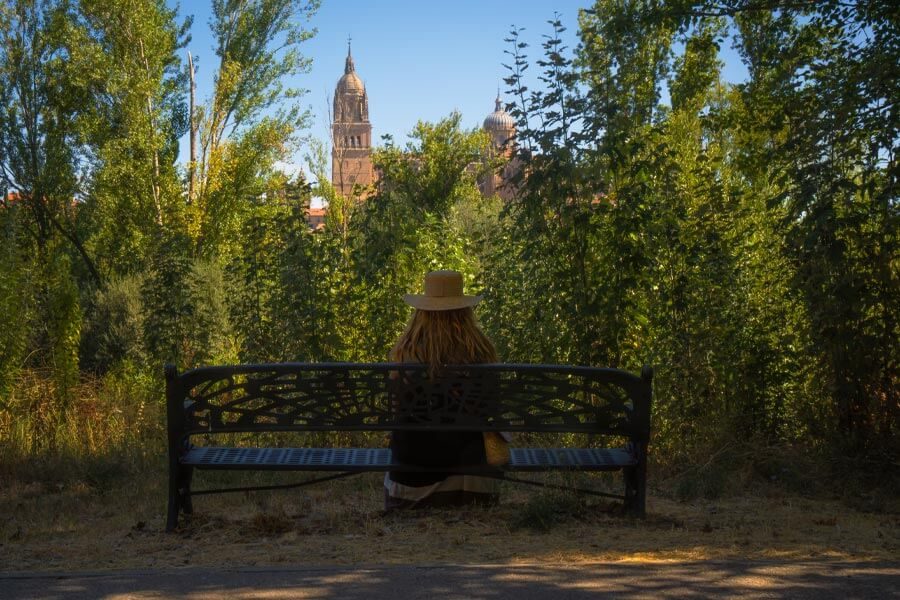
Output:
top-left (385, 271), bottom-right (502, 509)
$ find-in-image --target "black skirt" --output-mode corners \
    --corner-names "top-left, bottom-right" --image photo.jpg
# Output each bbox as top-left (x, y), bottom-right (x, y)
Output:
top-left (388, 429), bottom-right (486, 486)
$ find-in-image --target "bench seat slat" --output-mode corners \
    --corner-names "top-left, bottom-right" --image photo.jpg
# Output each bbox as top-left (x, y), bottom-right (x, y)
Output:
top-left (509, 447), bottom-right (637, 469)
top-left (181, 446), bottom-right (637, 472)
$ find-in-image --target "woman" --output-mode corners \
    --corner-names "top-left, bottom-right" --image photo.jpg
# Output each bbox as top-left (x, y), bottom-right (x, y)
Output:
top-left (384, 270), bottom-right (503, 510)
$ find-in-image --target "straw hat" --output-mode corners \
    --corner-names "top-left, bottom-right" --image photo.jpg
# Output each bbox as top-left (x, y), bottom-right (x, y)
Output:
top-left (403, 270), bottom-right (482, 311)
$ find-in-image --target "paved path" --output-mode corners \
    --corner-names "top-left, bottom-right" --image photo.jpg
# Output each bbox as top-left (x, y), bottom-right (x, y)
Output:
top-left (2, 560), bottom-right (898, 599)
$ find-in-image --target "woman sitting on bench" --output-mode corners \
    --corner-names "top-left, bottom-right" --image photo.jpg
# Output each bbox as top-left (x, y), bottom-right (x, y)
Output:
top-left (384, 270), bottom-right (507, 510)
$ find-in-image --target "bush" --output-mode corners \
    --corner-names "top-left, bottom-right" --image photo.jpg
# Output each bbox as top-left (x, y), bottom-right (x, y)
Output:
top-left (0, 365), bottom-right (163, 484)
top-left (81, 273), bottom-right (147, 373)
top-left (0, 210), bottom-right (30, 398)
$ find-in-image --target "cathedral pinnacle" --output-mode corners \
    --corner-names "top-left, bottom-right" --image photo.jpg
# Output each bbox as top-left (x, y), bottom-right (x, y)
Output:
top-left (484, 92), bottom-right (515, 132)
top-left (345, 36), bottom-right (355, 74)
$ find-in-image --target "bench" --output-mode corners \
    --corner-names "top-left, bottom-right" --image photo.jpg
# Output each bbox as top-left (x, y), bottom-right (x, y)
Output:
top-left (165, 362), bottom-right (653, 531)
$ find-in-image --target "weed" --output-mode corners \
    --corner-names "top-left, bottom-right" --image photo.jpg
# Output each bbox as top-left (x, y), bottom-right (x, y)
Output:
top-left (674, 466), bottom-right (729, 501)
top-left (81, 457), bottom-right (132, 493)
top-left (247, 507), bottom-right (295, 536)
top-left (511, 488), bottom-right (586, 532)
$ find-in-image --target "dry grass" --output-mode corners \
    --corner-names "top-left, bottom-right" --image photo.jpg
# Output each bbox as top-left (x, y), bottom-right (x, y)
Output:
top-left (2, 371), bottom-right (897, 572)
top-left (2, 468), bottom-right (898, 572)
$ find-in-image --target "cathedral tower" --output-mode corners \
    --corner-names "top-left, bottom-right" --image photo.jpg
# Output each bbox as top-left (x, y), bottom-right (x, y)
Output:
top-left (331, 44), bottom-right (374, 197)
top-left (483, 93), bottom-right (516, 152)
top-left (480, 94), bottom-right (519, 200)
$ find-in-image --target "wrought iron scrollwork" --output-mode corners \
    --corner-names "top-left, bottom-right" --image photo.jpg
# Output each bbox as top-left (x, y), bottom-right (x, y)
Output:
top-left (179, 363), bottom-right (642, 436)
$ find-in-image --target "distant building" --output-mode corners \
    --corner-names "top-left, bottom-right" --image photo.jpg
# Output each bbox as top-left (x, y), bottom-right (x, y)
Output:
top-left (331, 44), bottom-right (375, 199)
top-left (3, 191), bottom-right (20, 206)
top-left (478, 94), bottom-right (520, 202)
top-left (320, 45), bottom-right (520, 229)
top-left (307, 206), bottom-right (327, 231)
top-left (2, 191), bottom-right (80, 211)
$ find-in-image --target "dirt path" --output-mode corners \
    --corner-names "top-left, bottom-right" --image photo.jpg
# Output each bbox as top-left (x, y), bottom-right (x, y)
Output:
top-left (3, 560), bottom-right (899, 599)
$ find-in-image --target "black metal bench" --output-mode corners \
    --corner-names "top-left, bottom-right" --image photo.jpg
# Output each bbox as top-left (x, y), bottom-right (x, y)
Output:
top-left (165, 362), bottom-right (653, 531)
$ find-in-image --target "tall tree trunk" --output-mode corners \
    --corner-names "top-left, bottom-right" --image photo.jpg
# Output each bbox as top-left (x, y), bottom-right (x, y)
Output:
top-left (138, 38), bottom-right (163, 226)
top-left (188, 51), bottom-right (196, 205)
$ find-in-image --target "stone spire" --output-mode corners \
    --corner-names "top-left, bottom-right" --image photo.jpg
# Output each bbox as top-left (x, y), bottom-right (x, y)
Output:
top-left (345, 37), bottom-right (355, 74)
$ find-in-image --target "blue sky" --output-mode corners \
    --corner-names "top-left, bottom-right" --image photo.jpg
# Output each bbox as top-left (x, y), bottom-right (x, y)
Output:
top-left (174, 0), bottom-right (748, 177)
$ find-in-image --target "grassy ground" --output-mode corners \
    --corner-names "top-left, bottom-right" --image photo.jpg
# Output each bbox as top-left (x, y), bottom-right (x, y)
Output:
top-left (1, 371), bottom-right (897, 571)
top-left (2, 465), bottom-right (898, 572)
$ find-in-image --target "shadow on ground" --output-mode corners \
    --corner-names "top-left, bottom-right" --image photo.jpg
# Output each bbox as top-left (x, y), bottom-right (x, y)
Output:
top-left (3, 560), bottom-right (899, 599)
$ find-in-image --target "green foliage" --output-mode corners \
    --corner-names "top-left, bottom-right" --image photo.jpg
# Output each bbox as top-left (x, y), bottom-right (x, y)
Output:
top-left (0, 0), bottom-right (93, 273)
top-left (141, 239), bottom-right (239, 369)
top-left (275, 200), bottom-right (362, 362)
top-left (209, 0), bottom-right (317, 135)
top-left (81, 274), bottom-right (147, 372)
top-left (0, 208), bottom-right (31, 398)
top-left (703, 0), bottom-right (899, 457)
top-left (186, 257), bottom-right (239, 366)
top-left (487, 0), bottom-right (896, 464)
top-left (193, 0), bottom-right (319, 258)
top-left (225, 182), bottom-right (307, 363)
top-left (73, 0), bottom-right (191, 274)
top-left (0, 0), bottom-right (895, 486)
top-left (33, 251), bottom-right (82, 400)
top-left (352, 115), bottom-right (492, 357)
top-left (484, 8), bottom-right (671, 368)
top-left (141, 234), bottom-right (193, 368)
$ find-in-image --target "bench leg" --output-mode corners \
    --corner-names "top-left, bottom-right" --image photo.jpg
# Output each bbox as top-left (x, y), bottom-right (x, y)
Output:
top-left (166, 464), bottom-right (194, 532)
top-left (623, 462), bottom-right (647, 517)
top-left (166, 464), bottom-right (181, 532)
top-left (181, 465), bottom-right (194, 514)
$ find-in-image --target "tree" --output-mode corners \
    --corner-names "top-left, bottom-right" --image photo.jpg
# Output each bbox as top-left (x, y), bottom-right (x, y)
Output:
top-left (190, 0), bottom-right (320, 259)
top-left (486, 6), bottom-right (676, 368)
top-left (694, 0), bottom-right (900, 455)
top-left (73, 0), bottom-right (191, 276)
top-left (0, 0), bottom-right (100, 284)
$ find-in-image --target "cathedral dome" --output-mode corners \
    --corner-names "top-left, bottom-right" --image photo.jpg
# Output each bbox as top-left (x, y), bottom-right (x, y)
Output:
top-left (337, 72), bottom-right (364, 94)
top-left (483, 96), bottom-right (515, 131)
top-left (337, 50), bottom-right (364, 94)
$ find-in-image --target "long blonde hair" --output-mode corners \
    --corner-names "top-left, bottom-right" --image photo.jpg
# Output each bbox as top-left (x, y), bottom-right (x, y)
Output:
top-left (390, 308), bottom-right (497, 374)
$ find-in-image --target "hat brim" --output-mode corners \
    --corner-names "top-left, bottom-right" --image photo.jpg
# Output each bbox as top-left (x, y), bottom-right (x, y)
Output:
top-left (403, 294), bottom-right (482, 311)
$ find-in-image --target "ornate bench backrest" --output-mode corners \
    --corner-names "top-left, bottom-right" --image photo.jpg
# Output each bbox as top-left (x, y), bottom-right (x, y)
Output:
top-left (166, 363), bottom-right (652, 440)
